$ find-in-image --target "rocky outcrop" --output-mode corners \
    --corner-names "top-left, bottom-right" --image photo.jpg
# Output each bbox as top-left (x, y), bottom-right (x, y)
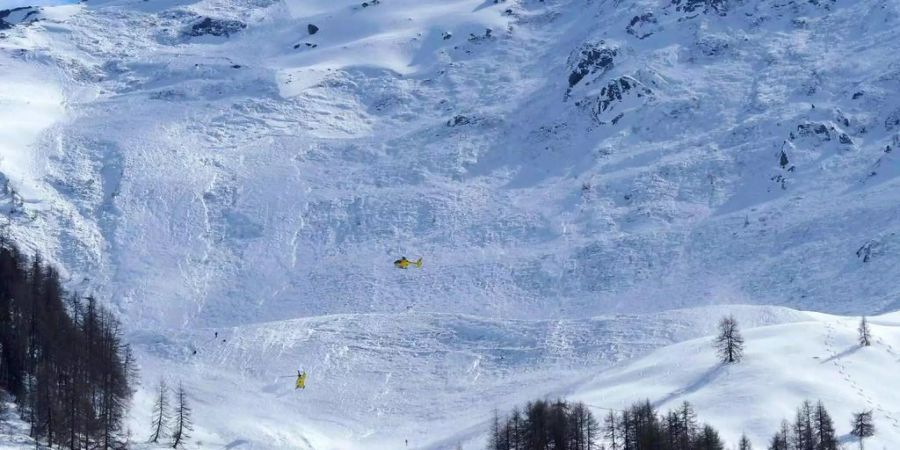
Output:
top-left (566, 42), bottom-right (617, 98)
top-left (792, 122), bottom-right (854, 146)
top-left (188, 17), bottom-right (246, 38)
top-left (0, 7), bottom-right (40, 30)
top-left (447, 115), bottom-right (475, 127)
top-left (626, 13), bottom-right (660, 39)
top-left (671, 0), bottom-right (729, 15)
top-left (886, 108), bottom-right (900, 131)
top-left (579, 76), bottom-right (654, 125)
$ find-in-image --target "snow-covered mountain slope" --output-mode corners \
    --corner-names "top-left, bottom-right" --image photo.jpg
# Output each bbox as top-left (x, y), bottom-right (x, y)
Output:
top-left (130, 305), bottom-right (811, 449)
top-left (573, 311), bottom-right (900, 449)
top-left (1, 0), bottom-right (900, 448)
top-left (1, 0), bottom-right (898, 328)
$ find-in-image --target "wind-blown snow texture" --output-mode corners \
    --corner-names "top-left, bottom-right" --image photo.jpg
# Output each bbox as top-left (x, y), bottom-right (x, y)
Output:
top-left (0, 0), bottom-right (899, 448)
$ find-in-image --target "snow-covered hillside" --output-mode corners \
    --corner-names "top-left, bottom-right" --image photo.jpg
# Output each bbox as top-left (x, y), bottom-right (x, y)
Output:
top-left (1, 0), bottom-right (899, 447)
top-left (574, 311), bottom-right (900, 449)
top-left (130, 306), bottom-right (810, 449)
top-left (2, 0), bottom-right (898, 327)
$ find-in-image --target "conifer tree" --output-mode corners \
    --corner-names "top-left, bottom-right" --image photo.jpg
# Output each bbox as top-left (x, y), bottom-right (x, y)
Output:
top-left (793, 400), bottom-right (815, 450)
top-left (768, 420), bottom-right (791, 450)
top-left (509, 407), bottom-right (524, 450)
top-left (715, 315), bottom-right (744, 363)
top-left (858, 317), bottom-right (872, 347)
top-left (693, 424), bottom-right (724, 450)
top-left (813, 401), bottom-right (837, 450)
top-left (677, 401), bottom-right (698, 450)
top-left (489, 410), bottom-right (503, 450)
top-left (149, 379), bottom-right (170, 443)
top-left (488, 399), bottom-right (600, 450)
top-left (738, 433), bottom-right (752, 450)
top-left (171, 383), bottom-right (193, 449)
top-left (603, 409), bottom-right (621, 450)
top-left (0, 242), bottom-right (132, 449)
top-left (850, 410), bottom-right (875, 450)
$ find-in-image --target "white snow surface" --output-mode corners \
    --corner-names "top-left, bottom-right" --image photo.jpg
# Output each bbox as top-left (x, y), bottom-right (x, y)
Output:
top-left (575, 312), bottom-right (900, 450)
top-left (1, 0), bottom-right (899, 448)
top-left (0, 396), bottom-right (43, 450)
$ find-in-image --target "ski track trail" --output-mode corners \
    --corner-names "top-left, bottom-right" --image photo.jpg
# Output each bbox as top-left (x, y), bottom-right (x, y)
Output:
top-left (823, 320), bottom-right (900, 431)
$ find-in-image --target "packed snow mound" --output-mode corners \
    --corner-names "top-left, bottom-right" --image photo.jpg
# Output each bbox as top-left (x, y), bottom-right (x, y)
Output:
top-left (129, 305), bottom-right (813, 449)
top-left (573, 312), bottom-right (900, 449)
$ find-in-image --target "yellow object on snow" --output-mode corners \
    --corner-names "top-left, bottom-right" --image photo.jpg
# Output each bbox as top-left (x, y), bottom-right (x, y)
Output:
top-left (296, 371), bottom-right (307, 390)
top-left (394, 257), bottom-right (423, 269)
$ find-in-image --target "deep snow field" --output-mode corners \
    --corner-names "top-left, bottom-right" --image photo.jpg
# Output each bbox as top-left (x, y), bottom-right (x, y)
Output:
top-left (1, 0), bottom-right (900, 448)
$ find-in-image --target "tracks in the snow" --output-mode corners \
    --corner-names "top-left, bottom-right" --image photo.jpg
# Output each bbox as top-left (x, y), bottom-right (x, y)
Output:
top-left (823, 321), bottom-right (900, 431)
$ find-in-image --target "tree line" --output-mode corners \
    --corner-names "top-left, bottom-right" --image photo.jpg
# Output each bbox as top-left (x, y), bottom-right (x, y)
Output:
top-left (767, 400), bottom-right (875, 450)
top-left (601, 400), bottom-right (728, 450)
top-left (0, 240), bottom-right (135, 449)
top-left (489, 399), bottom-right (600, 450)
top-left (767, 401), bottom-right (838, 450)
top-left (488, 399), bottom-right (730, 450)
top-left (485, 313), bottom-right (882, 450)
top-left (488, 398), bottom-right (876, 450)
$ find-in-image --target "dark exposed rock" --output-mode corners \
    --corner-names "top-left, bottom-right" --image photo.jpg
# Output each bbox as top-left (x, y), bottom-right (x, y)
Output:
top-left (582, 76), bottom-right (653, 124)
top-left (0, 6), bottom-right (40, 30)
top-left (852, 91), bottom-right (864, 99)
top-left (771, 174), bottom-right (788, 190)
top-left (189, 17), bottom-right (246, 38)
top-left (856, 240), bottom-right (878, 263)
top-left (626, 13), bottom-right (659, 39)
top-left (835, 110), bottom-right (850, 127)
top-left (597, 78), bottom-right (649, 113)
top-left (795, 122), bottom-right (831, 141)
top-left (695, 34), bottom-right (730, 56)
top-left (886, 109), bottom-right (900, 131)
top-left (447, 115), bottom-right (473, 127)
top-left (468, 28), bottom-right (493, 42)
top-left (792, 121), bottom-right (854, 147)
top-left (307, 23), bottom-right (319, 35)
top-left (671, 0), bottom-right (729, 15)
top-left (807, 0), bottom-right (837, 8)
top-left (566, 42), bottom-right (617, 92)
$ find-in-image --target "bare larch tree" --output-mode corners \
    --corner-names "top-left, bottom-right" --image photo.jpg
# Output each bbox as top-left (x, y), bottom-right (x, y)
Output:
top-left (715, 315), bottom-right (744, 363)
